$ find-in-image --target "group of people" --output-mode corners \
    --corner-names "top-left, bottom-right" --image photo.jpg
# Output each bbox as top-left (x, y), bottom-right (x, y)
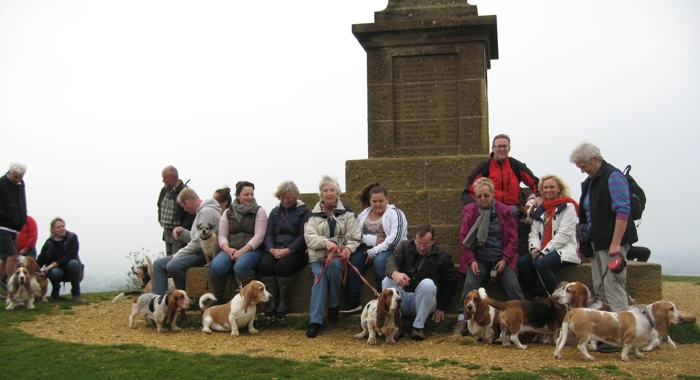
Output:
top-left (147, 135), bottom-right (641, 344)
top-left (0, 163), bottom-right (84, 302)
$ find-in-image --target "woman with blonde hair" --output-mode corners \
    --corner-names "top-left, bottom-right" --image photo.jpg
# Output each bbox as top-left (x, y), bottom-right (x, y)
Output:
top-left (517, 174), bottom-right (580, 299)
top-left (260, 180), bottom-right (310, 317)
top-left (37, 217), bottom-right (83, 302)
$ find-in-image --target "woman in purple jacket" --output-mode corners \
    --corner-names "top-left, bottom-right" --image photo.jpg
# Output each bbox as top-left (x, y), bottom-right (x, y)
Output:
top-left (453, 177), bottom-right (524, 335)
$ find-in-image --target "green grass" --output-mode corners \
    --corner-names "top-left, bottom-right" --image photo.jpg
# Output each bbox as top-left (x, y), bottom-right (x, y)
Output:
top-left (662, 275), bottom-right (700, 285)
top-left (0, 293), bottom-right (439, 380)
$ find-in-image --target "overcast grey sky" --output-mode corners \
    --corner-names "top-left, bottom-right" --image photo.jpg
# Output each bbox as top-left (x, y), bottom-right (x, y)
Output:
top-left (1, 0), bottom-right (699, 287)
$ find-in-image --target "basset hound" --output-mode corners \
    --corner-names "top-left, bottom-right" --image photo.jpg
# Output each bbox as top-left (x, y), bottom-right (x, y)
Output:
top-left (463, 289), bottom-right (501, 344)
top-left (199, 280), bottom-right (271, 337)
top-left (113, 289), bottom-right (191, 333)
top-left (479, 287), bottom-right (568, 350)
top-left (353, 288), bottom-right (403, 345)
top-left (132, 255), bottom-right (175, 293)
top-left (6, 265), bottom-right (47, 310)
top-left (551, 281), bottom-right (611, 311)
top-left (554, 300), bottom-right (683, 361)
top-left (16, 255), bottom-right (48, 303)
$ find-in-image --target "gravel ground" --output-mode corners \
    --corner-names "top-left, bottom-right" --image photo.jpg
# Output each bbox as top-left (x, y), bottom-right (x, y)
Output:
top-left (18, 282), bottom-right (700, 379)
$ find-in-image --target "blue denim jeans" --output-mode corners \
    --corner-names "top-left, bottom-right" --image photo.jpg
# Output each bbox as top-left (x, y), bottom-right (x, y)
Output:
top-left (152, 252), bottom-right (206, 294)
top-left (345, 249), bottom-right (393, 306)
top-left (309, 260), bottom-right (344, 325)
top-left (517, 251), bottom-right (572, 297)
top-left (382, 277), bottom-right (437, 329)
top-left (47, 259), bottom-right (82, 296)
top-left (208, 249), bottom-right (265, 278)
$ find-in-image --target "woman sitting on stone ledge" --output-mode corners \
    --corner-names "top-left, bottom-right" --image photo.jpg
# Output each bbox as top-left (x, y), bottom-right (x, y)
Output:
top-left (518, 174), bottom-right (580, 299)
top-left (341, 182), bottom-right (408, 314)
top-left (208, 181), bottom-right (268, 303)
top-left (260, 180), bottom-right (310, 317)
top-left (304, 175), bottom-right (361, 338)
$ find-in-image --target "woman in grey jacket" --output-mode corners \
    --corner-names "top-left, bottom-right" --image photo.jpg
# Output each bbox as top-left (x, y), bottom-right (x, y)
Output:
top-left (304, 175), bottom-right (361, 338)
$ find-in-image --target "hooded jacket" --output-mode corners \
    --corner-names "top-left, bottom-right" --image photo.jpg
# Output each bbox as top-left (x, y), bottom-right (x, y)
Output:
top-left (172, 198), bottom-right (222, 259)
top-left (304, 199), bottom-right (361, 263)
top-left (37, 231), bottom-right (81, 269)
top-left (355, 204), bottom-right (408, 258)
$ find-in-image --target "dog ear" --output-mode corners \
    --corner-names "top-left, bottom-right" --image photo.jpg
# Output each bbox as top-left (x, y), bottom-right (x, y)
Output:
top-left (394, 301), bottom-right (403, 328)
top-left (571, 285), bottom-right (587, 308)
top-left (166, 293), bottom-right (177, 324)
top-left (652, 302), bottom-right (670, 338)
top-left (376, 292), bottom-right (387, 329)
top-left (242, 284), bottom-right (252, 313)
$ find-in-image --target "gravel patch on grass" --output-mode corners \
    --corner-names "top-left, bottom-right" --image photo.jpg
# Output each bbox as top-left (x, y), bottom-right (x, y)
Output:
top-left (18, 282), bottom-right (700, 379)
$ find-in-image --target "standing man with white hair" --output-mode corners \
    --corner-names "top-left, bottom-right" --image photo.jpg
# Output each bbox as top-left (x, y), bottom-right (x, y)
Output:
top-left (158, 165), bottom-right (194, 256)
top-left (570, 142), bottom-right (637, 353)
top-left (0, 162), bottom-right (28, 285)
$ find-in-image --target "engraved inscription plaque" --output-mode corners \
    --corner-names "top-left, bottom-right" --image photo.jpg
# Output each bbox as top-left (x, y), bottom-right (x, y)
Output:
top-left (393, 55), bottom-right (459, 148)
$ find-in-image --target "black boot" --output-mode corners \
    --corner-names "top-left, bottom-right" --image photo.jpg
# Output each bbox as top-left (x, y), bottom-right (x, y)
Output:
top-left (260, 276), bottom-right (278, 316)
top-left (50, 284), bottom-right (64, 301)
top-left (237, 274), bottom-right (257, 289)
top-left (276, 276), bottom-right (293, 317)
top-left (208, 276), bottom-right (227, 305)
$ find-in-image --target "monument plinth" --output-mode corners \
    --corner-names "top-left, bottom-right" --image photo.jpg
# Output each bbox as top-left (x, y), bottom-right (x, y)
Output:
top-left (347, 0), bottom-right (498, 257)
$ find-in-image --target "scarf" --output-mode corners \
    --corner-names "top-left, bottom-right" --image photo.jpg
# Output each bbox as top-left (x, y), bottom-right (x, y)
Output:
top-left (229, 199), bottom-right (259, 223)
top-left (541, 197), bottom-right (579, 249)
top-left (463, 199), bottom-right (496, 249)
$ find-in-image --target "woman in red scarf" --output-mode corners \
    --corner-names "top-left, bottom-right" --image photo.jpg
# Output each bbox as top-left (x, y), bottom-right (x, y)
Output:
top-left (517, 175), bottom-right (580, 299)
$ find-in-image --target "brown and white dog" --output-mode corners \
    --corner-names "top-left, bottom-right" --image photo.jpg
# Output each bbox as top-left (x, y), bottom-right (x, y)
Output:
top-left (633, 303), bottom-right (680, 352)
top-left (6, 266), bottom-right (48, 310)
top-left (353, 288), bottom-right (402, 345)
top-left (132, 255), bottom-right (175, 293)
top-left (479, 287), bottom-right (568, 349)
top-left (112, 289), bottom-right (191, 333)
top-left (551, 281), bottom-right (611, 311)
top-left (463, 289), bottom-right (501, 344)
top-left (199, 280), bottom-right (271, 337)
top-left (16, 255), bottom-right (49, 303)
top-left (196, 222), bottom-right (219, 266)
top-left (554, 300), bottom-right (684, 361)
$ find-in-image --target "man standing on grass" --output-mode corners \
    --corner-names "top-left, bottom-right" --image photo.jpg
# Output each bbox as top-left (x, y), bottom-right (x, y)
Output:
top-left (0, 162), bottom-right (27, 287)
top-left (158, 165), bottom-right (194, 256)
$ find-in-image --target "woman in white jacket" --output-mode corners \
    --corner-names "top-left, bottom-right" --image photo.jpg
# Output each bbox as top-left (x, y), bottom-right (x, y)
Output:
top-left (517, 174), bottom-right (580, 299)
top-left (341, 182), bottom-right (408, 314)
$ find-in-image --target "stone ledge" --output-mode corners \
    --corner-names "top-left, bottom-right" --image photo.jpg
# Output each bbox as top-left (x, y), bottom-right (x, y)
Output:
top-left (186, 261), bottom-right (662, 315)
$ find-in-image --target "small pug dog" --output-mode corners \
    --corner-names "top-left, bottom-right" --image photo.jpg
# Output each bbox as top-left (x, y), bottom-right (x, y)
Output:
top-left (197, 222), bottom-right (219, 266)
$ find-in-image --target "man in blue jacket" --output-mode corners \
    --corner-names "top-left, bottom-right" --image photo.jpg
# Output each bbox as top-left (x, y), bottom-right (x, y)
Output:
top-left (0, 162), bottom-right (27, 287)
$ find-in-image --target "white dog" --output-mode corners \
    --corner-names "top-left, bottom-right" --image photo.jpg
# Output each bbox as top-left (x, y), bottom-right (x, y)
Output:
top-left (199, 280), bottom-right (270, 337)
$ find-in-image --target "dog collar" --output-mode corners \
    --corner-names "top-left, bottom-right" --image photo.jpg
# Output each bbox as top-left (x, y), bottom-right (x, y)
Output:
top-left (640, 307), bottom-right (654, 327)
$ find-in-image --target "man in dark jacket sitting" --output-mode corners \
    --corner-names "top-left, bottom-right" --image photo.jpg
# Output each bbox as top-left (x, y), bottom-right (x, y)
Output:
top-left (383, 224), bottom-right (458, 341)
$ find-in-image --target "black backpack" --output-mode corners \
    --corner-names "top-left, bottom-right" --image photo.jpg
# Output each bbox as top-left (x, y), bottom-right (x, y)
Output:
top-left (622, 165), bottom-right (646, 220)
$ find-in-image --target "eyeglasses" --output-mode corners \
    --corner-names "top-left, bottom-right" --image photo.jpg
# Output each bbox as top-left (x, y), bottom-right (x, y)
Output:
top-left (415, 242), bottom-right (433, 247)
top-left (474, 194), bottom-right (492, 199)
top-left (493, 145), bottom-right (510, 150)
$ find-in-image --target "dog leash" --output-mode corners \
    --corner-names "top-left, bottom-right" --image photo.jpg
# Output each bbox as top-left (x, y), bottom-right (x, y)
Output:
top-left (531, 254), bottom-right (552, 298)
top-left (597, 257), bottom-right (655, 327)
top-left (314, 245), bottom-right (380, 296)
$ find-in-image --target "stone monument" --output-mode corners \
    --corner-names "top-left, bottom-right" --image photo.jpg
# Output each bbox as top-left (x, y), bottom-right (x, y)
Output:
top-left (345, 0), bottom-right (499, 258)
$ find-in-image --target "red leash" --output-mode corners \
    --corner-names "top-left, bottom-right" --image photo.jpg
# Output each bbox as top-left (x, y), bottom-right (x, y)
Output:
top-left (315, 247), bottom-right (379, 296)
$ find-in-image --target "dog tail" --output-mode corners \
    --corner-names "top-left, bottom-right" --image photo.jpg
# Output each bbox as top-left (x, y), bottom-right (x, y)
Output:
top-left (199, 293), bottom-right (217, 312)
top-left (112, 291), bottom-right (143, 303)
top-left (145, 255), bottom-right (154, 279)
top-left (478, 287), bottom-right (508, 311)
